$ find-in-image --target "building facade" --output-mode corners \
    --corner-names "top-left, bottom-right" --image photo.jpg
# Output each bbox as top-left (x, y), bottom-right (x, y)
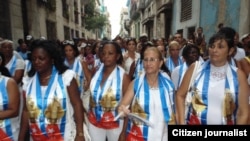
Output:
top-left (0, 0), bottom-right (111, 47)
top-left (126, 0), bottom-right (250, 42)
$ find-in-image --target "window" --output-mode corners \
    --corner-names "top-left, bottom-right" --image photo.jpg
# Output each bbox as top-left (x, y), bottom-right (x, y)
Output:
top-left (46, 20), bottom-right (57, 40)
top-left (180, 0), bottom-right (192, 22)
top-left (64, 26), bottom-right (70, 40)
top-left (62, 0), bottom-right (69, 19)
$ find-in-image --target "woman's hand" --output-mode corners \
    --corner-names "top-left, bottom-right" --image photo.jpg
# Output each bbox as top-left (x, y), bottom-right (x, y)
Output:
top-left (118, 105), bottom-right (130, 118)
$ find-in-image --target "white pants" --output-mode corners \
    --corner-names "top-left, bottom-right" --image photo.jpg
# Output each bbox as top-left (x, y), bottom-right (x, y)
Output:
top-left (88, 120), bottom-right (124, 141)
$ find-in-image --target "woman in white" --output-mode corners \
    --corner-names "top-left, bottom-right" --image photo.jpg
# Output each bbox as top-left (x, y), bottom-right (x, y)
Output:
top-left (0, 52), bottom-right (20, 141)
top-left (118, 47), bottom-right (176, 141)
top-left (62, 40), bottom-right (91, 96)
top-left (87, 41), bottom-right (130, 141)
top-left (19, 39), bottom-right (85, 141)
top-left (176, 27), bottom-right (249, 125)
top-left (123, 38), bottom-right (140, 80)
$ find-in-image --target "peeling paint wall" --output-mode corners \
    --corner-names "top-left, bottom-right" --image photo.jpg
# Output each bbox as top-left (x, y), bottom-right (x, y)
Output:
top-left (172, 0), bottom-right (243, 43)
top-left (200, 0), bottom-right (240, 42)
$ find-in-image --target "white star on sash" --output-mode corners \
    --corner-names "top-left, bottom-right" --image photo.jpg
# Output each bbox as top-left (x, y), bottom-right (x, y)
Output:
top-left (48, 128), bottom-right (55, 133)
top-left (32, 128), bottom-right (37, 133)
top-left (132, 130), bottom-right (138, 135)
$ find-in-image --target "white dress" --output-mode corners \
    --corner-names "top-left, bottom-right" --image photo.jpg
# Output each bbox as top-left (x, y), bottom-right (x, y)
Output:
top-left (22, 69), bottom-right (78, 140)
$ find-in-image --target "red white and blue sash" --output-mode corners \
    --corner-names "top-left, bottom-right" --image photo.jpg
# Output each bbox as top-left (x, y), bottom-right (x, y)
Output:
top-left (64, 58), bottom-right (84, 94)
top-left (165, 56), bottom-right (183, 73)
top-left (0, 76), bottom-right (17, 141)
top-left (127, 72), bottom-right (175, 140)
top-left (186, 61), bottom-right (238, 125)
top-left (26, 66), bottom-right (67, 140)
top-left (88, 65), bottom-right (124, 129)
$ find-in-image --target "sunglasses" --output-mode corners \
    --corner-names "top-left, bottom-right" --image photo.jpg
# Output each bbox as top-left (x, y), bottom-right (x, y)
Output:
top-left (62, 40), bottom-right (74, 45)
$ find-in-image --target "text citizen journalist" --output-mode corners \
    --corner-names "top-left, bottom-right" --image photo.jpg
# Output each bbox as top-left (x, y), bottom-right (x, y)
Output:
top-left (172, 128), bottom-right (247, 138)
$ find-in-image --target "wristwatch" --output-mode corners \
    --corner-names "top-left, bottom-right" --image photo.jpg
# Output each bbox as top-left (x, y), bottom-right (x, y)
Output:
top-left (77, 132), bottom-right (84, 137)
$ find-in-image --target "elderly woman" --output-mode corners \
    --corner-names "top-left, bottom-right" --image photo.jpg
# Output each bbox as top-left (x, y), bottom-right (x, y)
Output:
top-left (118, 47), bottom-right (176, 141)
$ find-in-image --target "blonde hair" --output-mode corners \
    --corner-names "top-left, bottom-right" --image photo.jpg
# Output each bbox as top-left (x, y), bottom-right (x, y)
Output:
top-left (0, 39), bottom-right (13, 48)
top-left (168, 40), bottom-right (179, 51)
top-left (144, 47), bottom-right (164, 61)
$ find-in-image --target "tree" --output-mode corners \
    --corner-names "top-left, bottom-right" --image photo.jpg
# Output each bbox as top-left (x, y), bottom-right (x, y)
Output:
top-left (84, 0), bottom-right (108, 30)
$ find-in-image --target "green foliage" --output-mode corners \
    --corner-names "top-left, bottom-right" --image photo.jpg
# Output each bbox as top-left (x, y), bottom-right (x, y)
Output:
top-left (85, 14), bottom-right (107, 30)
top-left (84, 0), bottom-right (108, 30)
top-left (85, 0), bottom-right (95, 17)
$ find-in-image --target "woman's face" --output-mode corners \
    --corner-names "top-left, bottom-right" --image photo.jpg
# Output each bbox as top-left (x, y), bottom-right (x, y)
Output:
top-left (209, 39), bottom-right (233, 66)
top-left (85, 46), bottom-right (92, 55)
top-left (64, 45), bottom-right (75, 59)
top-left (127, 40), bottom-right (136, 52)
top-left (102, 44), bottom-right (120, 67)
top-left (1, 42), bottom-right (13, 58)
top-left (169, 44), bottom-right (180, 58)
top-left (31, 48), bottom-right (53, 74)
top-left (187, 48), bottom-right (199, 65)
top-left (143, 49), bottom-right (163, 74)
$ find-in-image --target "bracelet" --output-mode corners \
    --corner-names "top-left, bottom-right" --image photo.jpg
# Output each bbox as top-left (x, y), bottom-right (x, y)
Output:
top-left (77, 132), bottom-right (84, 137)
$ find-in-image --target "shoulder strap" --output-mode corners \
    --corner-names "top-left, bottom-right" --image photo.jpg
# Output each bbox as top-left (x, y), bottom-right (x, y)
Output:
top-left (188, 61), bottom-right (200, 91)
top-left (244, 56), bottom-right (250, 64)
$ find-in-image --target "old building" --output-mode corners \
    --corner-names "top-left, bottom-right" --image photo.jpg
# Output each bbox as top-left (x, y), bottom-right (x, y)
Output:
top-left (126, 0), bottom-right (250, 42)
top-left (0, 0), bottom-right (110, 47)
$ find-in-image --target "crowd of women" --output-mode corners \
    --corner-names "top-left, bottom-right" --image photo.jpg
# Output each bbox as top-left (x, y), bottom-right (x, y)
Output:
top-left (0, 26), bottom-right (249, 141)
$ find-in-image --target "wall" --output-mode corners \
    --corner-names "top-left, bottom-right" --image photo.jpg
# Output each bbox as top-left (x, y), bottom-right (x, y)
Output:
top-left (200, 0), bottom-right (240, 42)
top-left (9, 0), bottom-right (23, 46)
top-left (171, 0), bottom-right (200, 39)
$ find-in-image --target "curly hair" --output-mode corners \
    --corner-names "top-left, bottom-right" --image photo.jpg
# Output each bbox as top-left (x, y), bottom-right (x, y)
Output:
top-left (101, 41), bottom-right (123, 65)
top-left (28, 39), bottom-right (68, 77)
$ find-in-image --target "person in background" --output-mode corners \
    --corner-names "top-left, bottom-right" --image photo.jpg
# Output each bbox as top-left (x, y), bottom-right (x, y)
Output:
top-left (157, 45), bottom-right (167, 62)
top-left (118, 47), bottom-right (176, 141)
top-left (84, 44), bottom-right (95, 71)
top-left (92, 40), bottom-right (103, 74)
top-left (123, 37), bottom-right (140, 80)
top-left (113, 35), bottom-right (126, 55)
top-left (16, 38), bottom-right (24, 52)
top-left (240, 33), bottom-right (250, 56)
top-left (176, 27), bottom-right (249, 125)
top-left (18, 39), bottom-right (85, 141)
top-left (18, 40), bottom-right (30, 60)
top-left (171, 43), bottom-right (201, 91)
top-left (165, 40), bottom-right (183, 74)
top-left (233, 32), bottom-right (246, 61)
top-left (173, 33), bottom-right (185, 57)
top-left (0, 39), bottom-right (25, 84)
top-left (239, 40), bottom-right (250, 124)
top-left (0, 52), bottom-right (20, 141)
top-left (87, 41), bottom-right (130, 141)
top-left (62, 40), bottom-right (91, 96)
top-left (0, 52), bottom-right (11, 77)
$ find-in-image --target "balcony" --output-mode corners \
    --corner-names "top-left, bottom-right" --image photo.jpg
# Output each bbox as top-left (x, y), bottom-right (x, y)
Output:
top-left (156, 0), bottom-right (172, 15)
top-left (137, 0), bottom-right (145, 10)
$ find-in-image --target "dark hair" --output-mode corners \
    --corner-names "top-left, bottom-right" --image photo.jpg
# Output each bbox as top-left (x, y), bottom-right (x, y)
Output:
top-left (0, 52), bottom-right (11, 77)
top-left (28, 39), bottom-right (68, 77)
top-left (61, 40), bottom-right (80, 57)
top-left (126, 37), bottom-right (137, 45)
top-left (143, 47), bottom-right (171, 76)
top-left (101, 41), bottom-right (123, 65)
top-left (210, 27), bottom-right (235, 49)
top-left (182, 44), bottom-right (200, 66)
top-left (18, 38), bottom-right (24, 45)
